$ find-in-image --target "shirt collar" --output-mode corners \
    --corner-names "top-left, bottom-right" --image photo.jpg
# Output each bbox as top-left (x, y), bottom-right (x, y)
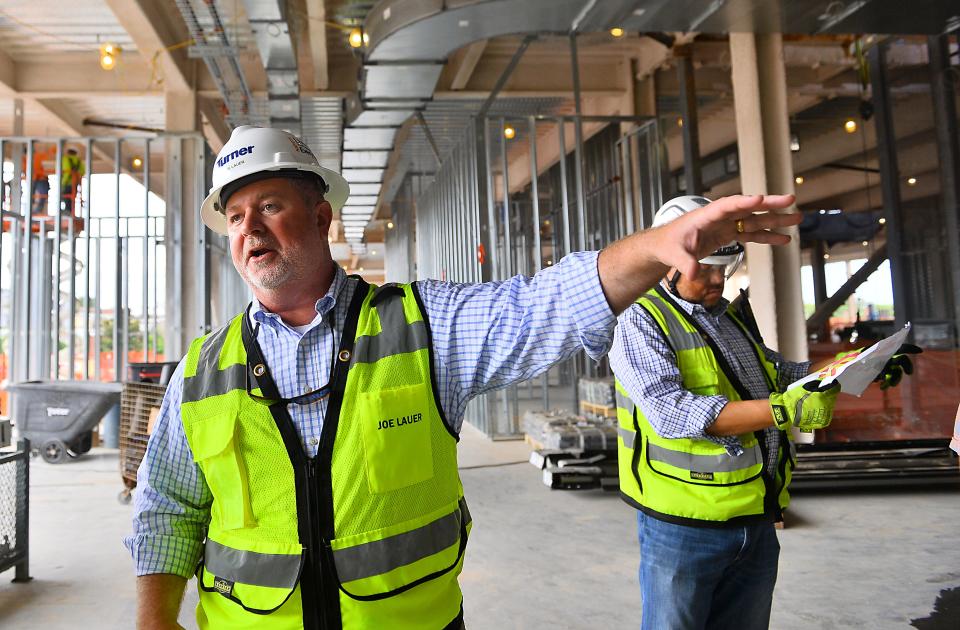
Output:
top-left (249, 264), bottom-right (348, 330)
top-left (658, 281), bottom-right (729, 318)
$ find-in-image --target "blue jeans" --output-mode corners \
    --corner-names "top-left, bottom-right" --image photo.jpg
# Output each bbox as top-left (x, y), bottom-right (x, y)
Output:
top-left (637, 512), bottom-right (780, 630)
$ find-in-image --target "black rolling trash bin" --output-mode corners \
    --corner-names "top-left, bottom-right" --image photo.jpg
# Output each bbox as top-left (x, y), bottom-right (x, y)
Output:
top-left (7, 381), bottom-right (123, 464)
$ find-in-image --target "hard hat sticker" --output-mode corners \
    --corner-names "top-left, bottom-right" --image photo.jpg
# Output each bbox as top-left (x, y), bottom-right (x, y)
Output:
top-left (217, 145), bottom-right (255, 168)
top-left (286, 135), bottom-right (315, 156)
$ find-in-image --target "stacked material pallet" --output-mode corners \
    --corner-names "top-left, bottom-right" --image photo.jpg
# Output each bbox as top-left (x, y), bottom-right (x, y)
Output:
top-left (578, 376), bottom-right (617, 420)
top-left (578, 376), bottom-right (616, 407)
top-left (522, 409), bottom-right (619, 490)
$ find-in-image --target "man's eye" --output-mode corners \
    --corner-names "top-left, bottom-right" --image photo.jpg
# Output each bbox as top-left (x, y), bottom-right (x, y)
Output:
top-left (227, 213), bottom-right (242, 223)
top-left (263, 203), bottom-right (276, 212)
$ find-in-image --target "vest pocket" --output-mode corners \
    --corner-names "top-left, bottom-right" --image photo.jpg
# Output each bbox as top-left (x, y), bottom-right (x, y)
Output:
top-left (198, 539), bottom-right (304, 613)
top-left (357, 384), bottom-right (434, 494)
top-left (330, 498), bottom-right (470, 600)
top-left (187, 412), bottom-right (256, 530)
top-left (645, 436), bottom-right (764, 486)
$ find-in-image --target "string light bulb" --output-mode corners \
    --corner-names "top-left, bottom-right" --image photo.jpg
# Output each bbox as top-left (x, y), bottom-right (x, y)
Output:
top-left (132, 157), bottom-right (143, 169)
top-left (610, 27), bottom-right (625, 38)
top-left (386, 221), bottom-right (395, 229)
top-left (503, 124), bottom-right (516, 140)
top-left (795, 175), bottom-right (804, 185)
top-left (844, 119), bottom-right (857, 133)
top-left (348, 28), bottom-right (364, 48)
top-left (907, 177), bottom-right (917, 186)
top-left (99, 43), bottom-right (120, 71)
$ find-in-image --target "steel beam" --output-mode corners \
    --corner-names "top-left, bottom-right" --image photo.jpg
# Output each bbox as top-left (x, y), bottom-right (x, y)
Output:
top-left (928, 35), bottom-right (960, 343)
top-left (868, 43), bottom-right (910, 330)
top-left (807, 244), bottom-right (888, 334)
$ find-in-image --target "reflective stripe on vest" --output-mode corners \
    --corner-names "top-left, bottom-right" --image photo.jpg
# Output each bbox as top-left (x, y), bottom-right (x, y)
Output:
top-left (353, 296), bottom-right (430, 364)
top-left (333, 498), bottom-right (471, 583)
top-left (617, 425), bottom-right (761, 473)
top-left (642, 295), bottom-right (705, 352)
top-left (205, 539), bottom-right (302, 589)
top-left (615, 390), bottom-right (635, 416)
top-left (647, 442), bottom-right (762, 473)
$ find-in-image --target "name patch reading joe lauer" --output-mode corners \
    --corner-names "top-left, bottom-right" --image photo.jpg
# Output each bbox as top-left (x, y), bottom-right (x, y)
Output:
top-left (377, 413), bottom-right (423, 430)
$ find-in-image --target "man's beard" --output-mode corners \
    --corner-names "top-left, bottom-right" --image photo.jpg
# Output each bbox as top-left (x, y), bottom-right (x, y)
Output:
top-left (237, 243), bottom-right (307, 291)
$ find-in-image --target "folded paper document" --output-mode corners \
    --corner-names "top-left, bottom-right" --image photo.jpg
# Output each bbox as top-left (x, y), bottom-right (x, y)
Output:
top-left (789, 323), bottom-right (912, 397)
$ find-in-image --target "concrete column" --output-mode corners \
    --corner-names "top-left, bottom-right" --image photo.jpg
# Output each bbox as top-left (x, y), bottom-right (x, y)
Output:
top-left (729, 32), bottom-right (807, 360)
top-left (676, 48), bottom-right (703, 195)
top-left (632, 66), bottom-right (657, 118)
top-left (164, 90), bottom-right (201, 360)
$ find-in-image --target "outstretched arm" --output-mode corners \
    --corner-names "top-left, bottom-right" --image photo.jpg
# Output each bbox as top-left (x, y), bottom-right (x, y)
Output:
top-left (598, 194), bottom-right (799, 314)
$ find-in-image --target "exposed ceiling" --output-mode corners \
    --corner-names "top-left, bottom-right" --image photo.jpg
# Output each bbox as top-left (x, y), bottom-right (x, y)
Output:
top-left (0, 0), bottom-right (957, 280)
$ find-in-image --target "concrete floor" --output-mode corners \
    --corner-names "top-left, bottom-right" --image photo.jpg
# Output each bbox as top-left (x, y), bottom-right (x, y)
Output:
top-left (1, 424), bottom-right (958, 629)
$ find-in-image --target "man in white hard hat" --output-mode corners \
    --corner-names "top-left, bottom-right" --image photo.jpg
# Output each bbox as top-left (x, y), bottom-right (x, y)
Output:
top-left (126, 127), bottom-right (802, 630)
top-left (608, 195), bottom-right (914, 630)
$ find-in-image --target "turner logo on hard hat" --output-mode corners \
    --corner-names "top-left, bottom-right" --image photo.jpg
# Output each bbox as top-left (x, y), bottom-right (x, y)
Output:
top-left (201, 125), bottom-right (350, 236)
top-left (216, 145), bottom-right (254, 168)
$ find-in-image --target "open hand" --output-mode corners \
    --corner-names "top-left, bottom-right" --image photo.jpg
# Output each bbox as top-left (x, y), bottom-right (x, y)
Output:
top-left (651, 194), bottom-right (800, 278)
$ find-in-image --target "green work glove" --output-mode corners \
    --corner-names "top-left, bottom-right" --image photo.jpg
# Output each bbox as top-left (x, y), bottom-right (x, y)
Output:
top-left (874, 343), bottom-right (922, 390)
top-left (769, 380), bottom-right (841, 431)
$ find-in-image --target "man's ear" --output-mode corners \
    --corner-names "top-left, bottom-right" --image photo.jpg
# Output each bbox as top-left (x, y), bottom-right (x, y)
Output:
top-left (316, 199), bottom-right (333, 231)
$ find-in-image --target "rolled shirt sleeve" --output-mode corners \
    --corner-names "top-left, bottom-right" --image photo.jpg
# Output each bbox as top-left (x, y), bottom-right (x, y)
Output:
top-left (608, 302), bottom-right (743, 455)
top-left (416, 250), bottom-right (617, 431)
top-left (123, 360), bottom-right (212, 577)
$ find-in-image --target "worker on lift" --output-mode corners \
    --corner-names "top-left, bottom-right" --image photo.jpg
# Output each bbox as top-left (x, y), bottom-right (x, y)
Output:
top-left (125, 126), bottom-right (803, 630)
top-left (609, 195), bottom-right (920, 630)
top-left (60, 147), bottom-right (85, 215)
top-left (21, 144), bottom-right (56, 214)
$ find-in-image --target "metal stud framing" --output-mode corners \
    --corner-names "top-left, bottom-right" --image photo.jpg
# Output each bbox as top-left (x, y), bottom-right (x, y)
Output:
top-left (0, 133), bottom-right (207, 385)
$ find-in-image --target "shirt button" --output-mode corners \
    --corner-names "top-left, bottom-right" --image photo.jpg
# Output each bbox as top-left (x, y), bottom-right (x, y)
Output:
top-left (309, 437), bottom-right (319, 446)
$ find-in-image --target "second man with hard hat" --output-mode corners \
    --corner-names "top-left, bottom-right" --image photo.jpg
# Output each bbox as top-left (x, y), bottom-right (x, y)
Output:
top-left (609, 195), bottom-right (916, 630)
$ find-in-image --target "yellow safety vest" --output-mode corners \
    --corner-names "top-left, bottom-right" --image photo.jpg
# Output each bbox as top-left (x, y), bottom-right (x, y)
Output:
top-left (615, 287), bottom-right (794, 525)
top-left (181, 280), bottom-right (469, 629)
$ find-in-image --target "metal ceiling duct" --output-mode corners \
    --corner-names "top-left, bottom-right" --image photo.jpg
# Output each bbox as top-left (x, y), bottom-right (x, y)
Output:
top-left (340, 0), bottom-right (958, 246)
top-left (242, 0), bottom-right (302, 136)
top-left (339, 0), bottom-right (640, 245)
top-left (179, 1), bottom-right (344, 196)
top-left (179, 0), bottom-right (261, 126)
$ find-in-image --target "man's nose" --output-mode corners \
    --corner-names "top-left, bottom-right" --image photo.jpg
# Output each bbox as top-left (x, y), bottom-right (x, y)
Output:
top-left (238, 210), bottom-right (264, 235)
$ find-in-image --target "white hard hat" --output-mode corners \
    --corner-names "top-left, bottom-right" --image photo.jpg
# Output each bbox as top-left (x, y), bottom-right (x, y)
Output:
top-left (652, 195), bottom-right (745, 273)
top-left (200, 125), bottom-right (350, 235)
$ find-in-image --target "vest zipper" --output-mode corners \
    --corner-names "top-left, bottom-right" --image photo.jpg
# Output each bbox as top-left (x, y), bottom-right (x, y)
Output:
top-left (310, 457), bottom-right (339, 630)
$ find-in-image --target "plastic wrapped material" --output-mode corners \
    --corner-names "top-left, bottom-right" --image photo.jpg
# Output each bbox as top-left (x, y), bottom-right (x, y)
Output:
top-left (522, 409), bottom-right (618, 452)
top-left (577, 376), bottom-right (616, 407)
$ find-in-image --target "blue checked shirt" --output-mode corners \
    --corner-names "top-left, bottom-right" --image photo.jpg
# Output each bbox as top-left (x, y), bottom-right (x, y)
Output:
top-left (125, 252), bottom-right (616, 577)
top-left (608, 285), bottom-right (810, 472)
